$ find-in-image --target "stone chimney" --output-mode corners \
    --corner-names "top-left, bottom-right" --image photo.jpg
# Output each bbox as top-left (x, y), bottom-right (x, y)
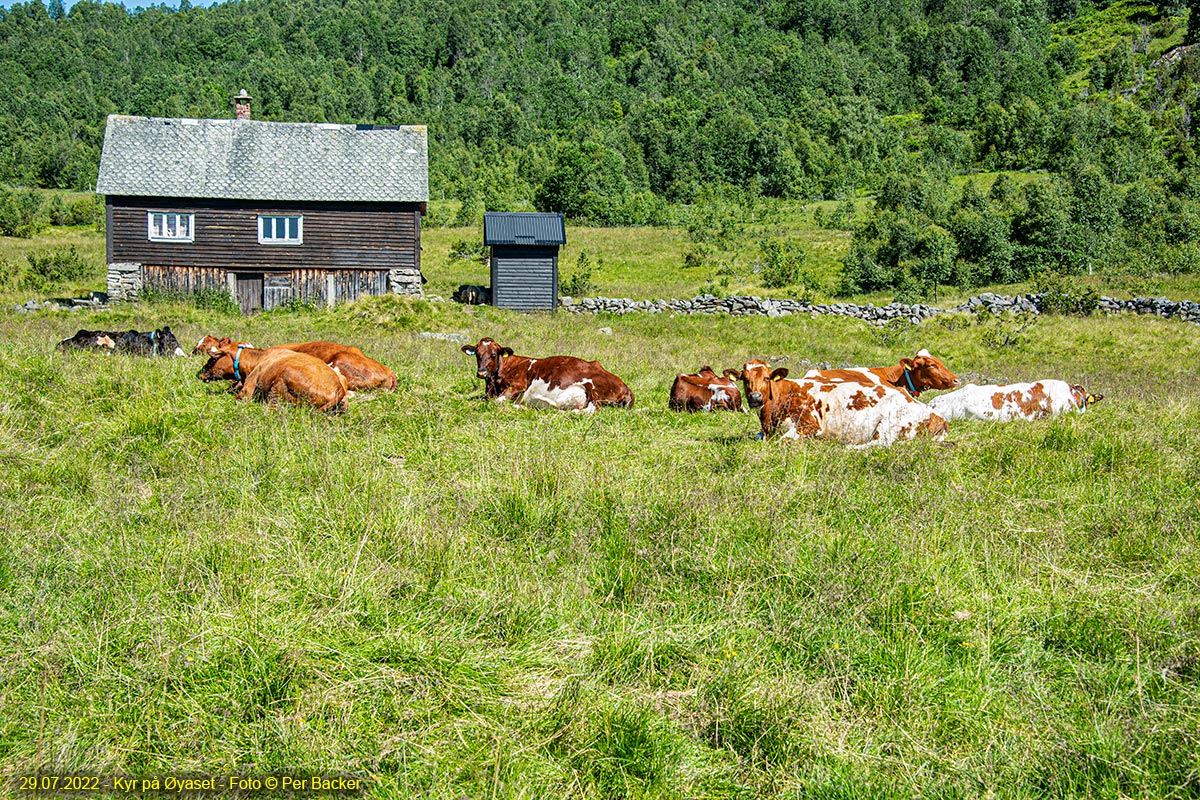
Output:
top-left (233, 89), bottom-right (252, 120)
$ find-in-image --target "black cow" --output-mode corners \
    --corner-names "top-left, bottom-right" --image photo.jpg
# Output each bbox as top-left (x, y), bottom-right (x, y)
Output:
top-left (56, 329), bottom-right (118, 353)
top-left (452, 284), bottom-right (491, 305)
top-left (57, 326), bottom-right (185, 357)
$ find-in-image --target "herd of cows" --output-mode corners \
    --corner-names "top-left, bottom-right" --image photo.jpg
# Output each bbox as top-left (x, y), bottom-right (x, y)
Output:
top-left (56, 327), bottom-right (1103, 447)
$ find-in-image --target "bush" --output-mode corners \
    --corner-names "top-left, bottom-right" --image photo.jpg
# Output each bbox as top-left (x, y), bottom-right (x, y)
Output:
top-left (0, 187), bottom-right (48, 238)
top-left (1034, 271), bottom-right (1099, 315)
top-left (449, 238), bottom-right (487, 262)
top-left (759, 237), bottom-right (807, 289)
top-left (561, 250), bottom-right (597, 296)
top-left (683, 245), bottom-right (711, 269)
top-left (24, 246), bottom-right (91, 290)
top-left (192, 287), bottom-right (240, 314)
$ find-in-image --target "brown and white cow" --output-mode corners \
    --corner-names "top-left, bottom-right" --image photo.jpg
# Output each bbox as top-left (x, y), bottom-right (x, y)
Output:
top-left (929, 380), bottom-right (1103, 423)
top-left (461, 337), bottom-right (634, 411)
top-left (234, 348), bottom-right (351, 413)
top-left (804, 349), bottom-right (960, 398)
top-left (194, 335), bottom-right (396, 391)
top-left (728, 359), bottom-right (948, 447)
top-left (668, 366), bottom-right (743, 412)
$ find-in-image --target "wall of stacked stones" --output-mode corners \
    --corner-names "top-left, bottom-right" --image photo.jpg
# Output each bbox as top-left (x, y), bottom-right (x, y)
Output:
top-left (558, 292), bottom-right (1200, 325)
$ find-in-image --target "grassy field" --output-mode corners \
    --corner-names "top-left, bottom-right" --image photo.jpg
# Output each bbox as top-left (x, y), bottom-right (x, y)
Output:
top-left (1, 294), bottom-right (1199, 798)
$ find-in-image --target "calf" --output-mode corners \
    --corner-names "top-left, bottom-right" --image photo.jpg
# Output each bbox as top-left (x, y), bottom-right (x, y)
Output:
top-left (453, 284), bottom-right (491, 305)
top-left (195, 335), bottom-right (396, 391)
top-left (929, 381), bottom-right (1102, 423)
top-left (729, 360), bottom-right (948, 447)
top-left (235, 349), bottom-right (351, 413)
top-left (59, 326), bottom-right (185, 357)
top-left (805, 349), bottom-right (960, 398)
top-left (461, 337), bottom-right (634, 411)
top-left (668, 366), bottom-right (743, 412)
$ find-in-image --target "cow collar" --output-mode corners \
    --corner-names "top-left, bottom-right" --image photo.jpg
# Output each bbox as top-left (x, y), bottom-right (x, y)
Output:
top-left (233, 344), bottom-right (250, 381)
top-left (902, 368), bottom-right (919, 398)
top-left (149, 330), bottom-right (159, 355)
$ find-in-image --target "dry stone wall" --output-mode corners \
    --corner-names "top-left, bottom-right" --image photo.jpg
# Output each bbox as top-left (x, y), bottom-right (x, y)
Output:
top-left (559, 293), bottom-right (1200, 325)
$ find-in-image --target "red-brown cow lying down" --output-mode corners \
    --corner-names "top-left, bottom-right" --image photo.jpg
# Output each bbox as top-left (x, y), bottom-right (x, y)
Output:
top-left (729, 359), bottom-right (948, 447)
top-left (194, 335), bottom-right (396, 391)
top-left (929, 380), bottom-right (1103, 422)
top-left (199, 342), bottom-right (350, 411)
top-left (804, 349), bottom-right (960, 398)
top-left (669, 366), bottom-right (743, 412)
top-left (236, 349), bottom-right (351, 412)
top-left (462, 337), bottom-right (634, 411)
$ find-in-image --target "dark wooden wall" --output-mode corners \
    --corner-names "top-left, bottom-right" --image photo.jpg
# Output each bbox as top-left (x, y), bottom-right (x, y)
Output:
top-left (107, 196), bottom-right (421, 271)
top-left (490, 245), bottom-right (558, 312)
top-left (140, 264), bottom-right (390, 312)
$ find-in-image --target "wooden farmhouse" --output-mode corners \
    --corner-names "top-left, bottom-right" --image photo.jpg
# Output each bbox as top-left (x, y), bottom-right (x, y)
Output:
top-left (95, 99), bottom-right (428, 313)
top-left (484, 211), bottom-right (565, 312)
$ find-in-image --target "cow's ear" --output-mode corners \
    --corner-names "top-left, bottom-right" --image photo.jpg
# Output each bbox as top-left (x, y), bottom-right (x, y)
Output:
top-left (771, 368), bottom-right (789, 380)
top-left (723, 369), bottom-right (742, 381)
top-left (900, 358), bottom-right (916, 370)
top-left (461, 345), bottom-right (476, 355)
top-left (500, 347), bottom-right (514, 357)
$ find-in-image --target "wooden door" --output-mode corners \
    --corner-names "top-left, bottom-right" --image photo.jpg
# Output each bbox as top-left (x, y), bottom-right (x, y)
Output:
top-left (236, 273), bottom-right (263, 314)
top-left (263, 272), bottom-right (293, 310)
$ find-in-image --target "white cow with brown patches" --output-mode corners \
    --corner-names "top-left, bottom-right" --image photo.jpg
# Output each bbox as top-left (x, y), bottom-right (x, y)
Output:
top-left (728, 359), bottom-right (949, 447)
top-left (802, 349), bottom-right (960, 398)
top-left (929, 380), bottom-right (1103, 422)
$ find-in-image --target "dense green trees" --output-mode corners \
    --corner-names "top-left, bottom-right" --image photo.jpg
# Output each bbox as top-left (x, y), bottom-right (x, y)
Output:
top-left (0, 0), bottom-right (1097, 206)
top-left (3, 0), bottom-right (1199, 293)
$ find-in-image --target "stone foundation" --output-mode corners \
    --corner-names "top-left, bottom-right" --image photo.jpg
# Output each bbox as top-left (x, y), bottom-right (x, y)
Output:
top-left (107, 262), bottom-right (142, 301)
top-left (388, 267), bottom-right (424, 298)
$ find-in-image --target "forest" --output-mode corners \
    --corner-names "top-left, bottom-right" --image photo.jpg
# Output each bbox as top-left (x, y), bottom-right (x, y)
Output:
top-left (3, 0), bottom-right (1200, 296)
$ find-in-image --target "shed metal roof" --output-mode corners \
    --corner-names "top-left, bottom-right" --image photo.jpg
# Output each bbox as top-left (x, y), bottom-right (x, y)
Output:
top-left (96, 115), bottom-right (428, 203)
top-left (483, 212), bottom-right (566, 246)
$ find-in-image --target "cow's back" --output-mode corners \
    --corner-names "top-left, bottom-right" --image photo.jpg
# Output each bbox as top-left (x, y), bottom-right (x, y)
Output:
top-left (521, 356), bottom-right (633, 410)
top-left (239, 350), bottom-right (349, 412)
top-left (930, 381), bottom-right (1079, 422)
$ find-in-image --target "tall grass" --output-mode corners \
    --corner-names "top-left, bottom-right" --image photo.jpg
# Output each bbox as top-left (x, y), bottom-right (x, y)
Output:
top-left (1, 296), bottom-right (1198, 797)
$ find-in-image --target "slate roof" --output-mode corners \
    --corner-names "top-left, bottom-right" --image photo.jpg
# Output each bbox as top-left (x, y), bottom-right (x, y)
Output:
top-left (483, 212), bottom-right (566, 246)
top-left (95, 115), bottom-right (428, 203)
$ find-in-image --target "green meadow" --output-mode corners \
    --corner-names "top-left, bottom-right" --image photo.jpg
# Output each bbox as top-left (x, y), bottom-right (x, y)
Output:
top-left (1, 289), bottom-right (1199, 798)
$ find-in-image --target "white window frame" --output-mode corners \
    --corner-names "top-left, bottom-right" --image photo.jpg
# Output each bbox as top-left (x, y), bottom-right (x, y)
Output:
top-left (258, 215), bottom-right (304, 245)
top-left (147, 211), bottom-right (194, 243)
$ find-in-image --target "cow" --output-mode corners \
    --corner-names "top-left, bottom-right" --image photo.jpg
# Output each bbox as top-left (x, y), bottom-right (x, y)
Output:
top-left (804, 349), bottom-right (960, 398)
top-left (59, 327), bottom-right (185, 357)
top-left (461, 337), bottom-right (634, 411)
top-left (668, 366), bottom-right (743, 412)
top-left (929, 381), bottom-right (1103, 423)
top-left (56, 330), bottom-right (117, 353)
top-left (234, 348), bottom-right (351, 413)
top-left (453, 284), bottom-right (491, 305)
top-left (728, 359), bottom-right (948, 447)
top-left (194, 335), bottom-right (397, 391)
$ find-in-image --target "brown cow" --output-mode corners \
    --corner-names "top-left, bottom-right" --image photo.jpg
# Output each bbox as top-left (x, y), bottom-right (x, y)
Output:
top-left (729, 359), bottom-right (948, 447)
top-left (804, 349), bottom-right (960, 398)
top-left (230, 348), bottom-right (350, 412)
top-left (194, 335), bottom-right (396, 391)
top-left (668, 366), bottom-right (743, 412)
top-left (461, 337), bottom-right (634, 411)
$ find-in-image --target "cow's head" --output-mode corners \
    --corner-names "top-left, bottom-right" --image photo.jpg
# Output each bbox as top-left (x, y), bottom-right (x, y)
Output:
top-left (1070, 384), bottom-right (1104, 410)
top-left (900, 349), bottom-right (960, 393)
top-left (156, 326), bottom-right (185, 357)
top-left (194, 335), bottom-right (233, 356)
top-left (725, 360), bottom-right (790, 408)
top-left (197, 353), bottom-right (235, 382)
top-left (461, 338), bottom-right (513, 381)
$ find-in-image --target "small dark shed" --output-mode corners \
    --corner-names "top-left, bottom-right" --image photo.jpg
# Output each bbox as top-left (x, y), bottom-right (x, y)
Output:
top-left (484, 212), bottom-right (566, 312)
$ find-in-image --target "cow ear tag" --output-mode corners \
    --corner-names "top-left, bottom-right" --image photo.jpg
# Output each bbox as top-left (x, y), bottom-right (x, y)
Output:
top-left (772, 374), bottom-right (782, 381)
